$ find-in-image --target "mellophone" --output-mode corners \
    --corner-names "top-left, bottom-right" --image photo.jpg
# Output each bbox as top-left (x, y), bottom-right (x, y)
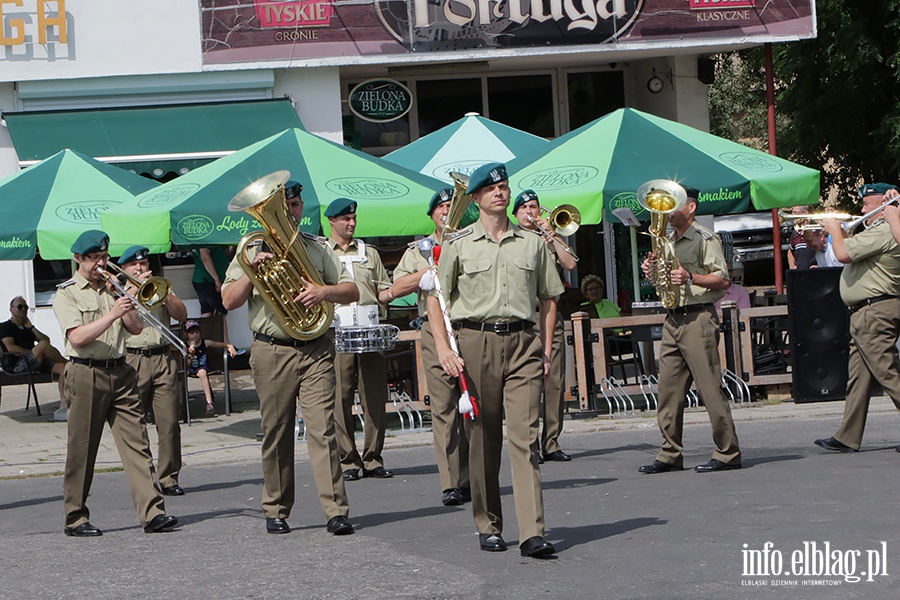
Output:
top-left (332, 304), bottom-right (399, 354)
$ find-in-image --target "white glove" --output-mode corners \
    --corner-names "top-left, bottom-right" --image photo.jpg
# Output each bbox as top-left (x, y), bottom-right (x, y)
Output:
top-left (419, 269), bottom-right (436, 292)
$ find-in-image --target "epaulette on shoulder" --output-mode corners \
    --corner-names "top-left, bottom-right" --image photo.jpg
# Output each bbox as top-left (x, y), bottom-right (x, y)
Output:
top-left (445, 227), bottom-right (473, 244)
top-left (246, 240), bottom-right (264, 248)
top-left (300, 231), bottom-right (328, 244)
top-left (699, 227), bottom-right (716, 241)
top-left (57, 279), bottom-right (76, 289)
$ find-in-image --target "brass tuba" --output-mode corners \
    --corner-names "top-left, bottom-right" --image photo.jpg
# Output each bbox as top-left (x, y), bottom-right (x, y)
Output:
top-left (228, 171), bottom-right (334, 341)
top-left (445, 171), bottom-right (474, 238)
top-left (637, 179), bottom-right (688, 309)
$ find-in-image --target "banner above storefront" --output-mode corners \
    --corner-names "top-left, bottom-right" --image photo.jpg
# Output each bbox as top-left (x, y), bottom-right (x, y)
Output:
top-left (201, 0), bottom-right (816, 64)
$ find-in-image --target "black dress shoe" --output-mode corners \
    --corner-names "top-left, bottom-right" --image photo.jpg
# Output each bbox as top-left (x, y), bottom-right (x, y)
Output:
top-left (638, 460), bottom-right (684, 474)
top-left (520, 536), bottom-right (556, 558)
top-left (694, 459), bottom-right (742, 473)
top-left (442, 489), bottom-right (463, 506)
top-left (814, 437), bottom-right (856, 453)
top-left (537, 454), bottom-right (544, 464)
top-left (362, 466), bottom-right (393, 479)
top-left (478, 533), bottom-right (507, 552)
top-left (342, 469), bottom-right (361, 481)
top-left (543, 450), bottom-right (572, 462)
top-left (458, 487), bottom-right (472, 503)
top-left (64, 522), bottom-right (102, 537)
top-left (144, 514), bottom-right (178, 533)
top-left (266, 517), bottom-right (290, 534)
top-left (161, 484), bottom-right (185, 496)
top-left (326, 516), bottom-right (354, 535)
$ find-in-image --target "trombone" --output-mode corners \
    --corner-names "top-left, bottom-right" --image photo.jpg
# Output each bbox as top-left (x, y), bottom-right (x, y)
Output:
top-left (778, 199), bottom-right (899, 233)
top-left (525, 204), bottom-right (581, 261)
top-left (96, 263), bottom-right (187, 356)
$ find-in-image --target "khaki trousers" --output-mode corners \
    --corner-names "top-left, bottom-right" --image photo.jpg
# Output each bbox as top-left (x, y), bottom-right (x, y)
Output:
top-left (63, 361), bottom-right (165, 529)
top-left (127, 352), bottom-right (182, 488)
top-left (655, 308), bottom-right (741, 466)
top-left (421, 321), bottom-right (469, 492)
top-left (459, 327), bottom-right (545, 541)
top-left (333, 348), bottom-right (388, 471)
top-left (834, 299), bottom-right (900, 449)
top-left (541, 316), bottom-right (566, 455)
top-left (250, 337), bottom-right (349, 521)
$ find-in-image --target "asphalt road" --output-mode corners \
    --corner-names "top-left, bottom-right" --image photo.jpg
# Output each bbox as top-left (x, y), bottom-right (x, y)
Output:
top-left (2, 412), bottom-right (899, 600)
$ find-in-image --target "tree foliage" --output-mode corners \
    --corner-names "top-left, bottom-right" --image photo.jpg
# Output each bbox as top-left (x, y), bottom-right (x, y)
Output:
top-left (710, 1), bottom-right (900, 207)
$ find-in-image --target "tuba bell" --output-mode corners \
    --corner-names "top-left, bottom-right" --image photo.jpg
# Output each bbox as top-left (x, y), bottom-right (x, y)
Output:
top-left (445, 171), bottom-right (475, 238)
top-left (637, 179), bottom-right (688, 309)
top-left (228, 171), bottom-right (334, 341)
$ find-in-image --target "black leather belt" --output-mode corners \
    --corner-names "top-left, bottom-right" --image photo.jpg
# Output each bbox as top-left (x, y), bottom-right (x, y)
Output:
top-left (457, 320), bottom-right (533, 333)
top-left (70, 356), bottom-right (126, 369)
top-left (254, 332), bottom-right (313, 347)
top-left (127, 346), bottom-right (170, 357)
top-left (848, 295), bottom-right (898, 313)
top-left (667, 303), bottom-right (714, 316)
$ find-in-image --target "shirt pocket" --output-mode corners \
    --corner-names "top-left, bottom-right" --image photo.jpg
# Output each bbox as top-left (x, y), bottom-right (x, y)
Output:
top-left (513, 256), bottom-right (536, 293)
top-left (78, 298), bottom-right (102, 325)
top-left (461, 259), bottom-right (493, 296)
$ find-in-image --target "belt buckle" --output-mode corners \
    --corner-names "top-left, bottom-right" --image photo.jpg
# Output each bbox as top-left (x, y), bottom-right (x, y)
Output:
top-left (493, 322), bottom-right (510, 334)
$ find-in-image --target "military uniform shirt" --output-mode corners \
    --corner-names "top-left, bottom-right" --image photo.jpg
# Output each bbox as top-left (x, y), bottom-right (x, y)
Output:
top-left (672, 222), bottom-right (728, 307)
top-left (125, 304), bottom-right (171, 349)
top-left (329, 239), bottom-right (389, 307)
top-left (438, 220), bottom-right (564, 323)
top-left (393, 237), bottom-right (436, 318)
top-left (839, 221), bottom-right (900, 306)
top-left (222, 238), bottom-right (352, 339)
top-left (53, 271), bottom-right (128, 360)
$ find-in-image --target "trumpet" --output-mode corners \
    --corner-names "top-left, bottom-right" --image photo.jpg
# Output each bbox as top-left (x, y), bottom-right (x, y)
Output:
top-left (525, 204), bottom-right (581, 261)
top-left (778, 199), bottom-right (899, 232)
top-left (96, 264), bottom-right (187, 356)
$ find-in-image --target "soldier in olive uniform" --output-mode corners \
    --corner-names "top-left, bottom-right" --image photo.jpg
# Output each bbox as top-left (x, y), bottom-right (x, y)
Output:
top-left (430, 162), bottom-right (564, 558)
top-left (221, 180), bottom-right (358, 536)
top-left (326, 198), bottom-right (394, 481)
top-left (815, 183), bottom-right (900, 452)
top-left (512, 189), bottom-right (577, 463)
top-left (53, 230), bottom-right (177, 537)
top-left (385, 188), bottom-right (471, 506)
top-left (119, 246), bottom-right (189, 496)
top-left (638, 188), bottom-right (742, 474)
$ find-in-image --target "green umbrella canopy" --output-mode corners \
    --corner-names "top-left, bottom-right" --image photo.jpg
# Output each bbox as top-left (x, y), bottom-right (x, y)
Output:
top-left (507, 108), bottom-right (820, 224)
top-left (102, 128), bottom-right (445, 255)
top-left (382, 112), bottom-right (550, 182)
top-left (0, 149), bottom-right (159, 260)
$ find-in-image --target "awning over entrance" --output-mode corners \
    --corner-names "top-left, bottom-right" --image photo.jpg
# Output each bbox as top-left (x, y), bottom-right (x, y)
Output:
top-left (3, 99), bottom-right (305, 179)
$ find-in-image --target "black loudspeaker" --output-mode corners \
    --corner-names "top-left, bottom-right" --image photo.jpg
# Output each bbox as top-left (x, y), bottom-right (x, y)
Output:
top-left (787, 268), bottom-right (850, 402)
top-left (697, 57), bottom-right (716, 85)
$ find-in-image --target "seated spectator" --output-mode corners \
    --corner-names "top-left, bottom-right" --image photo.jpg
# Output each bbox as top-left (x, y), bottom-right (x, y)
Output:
top-left (184, 319), bottom-right (236, 416)
top-left (579, 275), bottom-right (622, 319)
top-left (715, 265), bottom-right (752, 311)
top-left (0, 296), bottom-right (68, 421)
top-left (794, 230), bottom-right (822, 269)
top-left (787, 206), bottom-right (810, 269)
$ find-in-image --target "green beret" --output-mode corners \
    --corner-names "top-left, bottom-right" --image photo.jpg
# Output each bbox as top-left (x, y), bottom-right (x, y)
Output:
top-left (71, 230), bottom-right (109, 255)
top-left (858, 183), bottom-right (898, 198)
top-left (513, 189), bottom-right (539, 214)
top-left (285, 180), bottom-right (303, 200)
top-left (466, 162), bottom-right (508, 195)
top-left (324, 197), bottom-right (357, 218)
top-left (427, 188), bottom-right (454, 216)
top-left (118, 245), bottom-right (150, 265)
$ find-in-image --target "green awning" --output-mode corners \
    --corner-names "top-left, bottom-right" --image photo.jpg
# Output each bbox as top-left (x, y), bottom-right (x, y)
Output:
top-left (3, 99), bottom-right (305, 179)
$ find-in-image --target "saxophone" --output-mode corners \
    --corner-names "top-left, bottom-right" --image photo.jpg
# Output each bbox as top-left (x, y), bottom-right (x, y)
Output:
top-left (637, 179), bottom-right (688, 309)
top-left (228, 171), bottom-right (334, 341)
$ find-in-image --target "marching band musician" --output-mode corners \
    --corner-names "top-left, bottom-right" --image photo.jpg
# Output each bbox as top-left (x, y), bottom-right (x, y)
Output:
top-left (118, 245), bottom-right (188, 497)
top-left (637, 187), bottom-right (742, 475)
top-left (383, 188), bottom-right (471, 507)
top-left (814, 183), bottom-right (900, 453)
top-left (53, 230), bottom-right (177, 536)
top-left (512, 189), bottom-right (576, 464)
top-left (221, 181), bottom-right (358, 536)
top-left (429, 162), bottom-right (564, 558)
top-left (325, 197), bottom-right (395, 482)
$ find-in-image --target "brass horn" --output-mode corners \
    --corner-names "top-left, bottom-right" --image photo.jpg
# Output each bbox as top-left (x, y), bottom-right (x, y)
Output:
top-left (526, 204), bottom-right (581, 261)
top-left (445, 171), bottom-right (474, 236)
top-left (637, 179), bottom-right (688, 309)
top-left (228, 171), bottom-right (334, 341)
top-left (104, 261), bottom-right (172, 309)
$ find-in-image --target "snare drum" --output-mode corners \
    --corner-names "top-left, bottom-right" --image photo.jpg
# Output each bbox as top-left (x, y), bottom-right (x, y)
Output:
top-left (334, 325), bottom-right (400, 354)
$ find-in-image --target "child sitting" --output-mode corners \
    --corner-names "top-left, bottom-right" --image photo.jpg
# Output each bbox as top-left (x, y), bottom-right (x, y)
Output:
top-left (184, 319), bottom-right (236, 416)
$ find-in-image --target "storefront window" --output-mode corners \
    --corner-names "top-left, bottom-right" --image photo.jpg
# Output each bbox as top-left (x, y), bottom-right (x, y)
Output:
top-left (416, 78), bottom-right (482, 137)
top-left (487, 75), bottom-right (554, 138)
top-left (567, 71), bottom-right (625, 131)
top-left (33, 256), bottom-right (72, 305)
